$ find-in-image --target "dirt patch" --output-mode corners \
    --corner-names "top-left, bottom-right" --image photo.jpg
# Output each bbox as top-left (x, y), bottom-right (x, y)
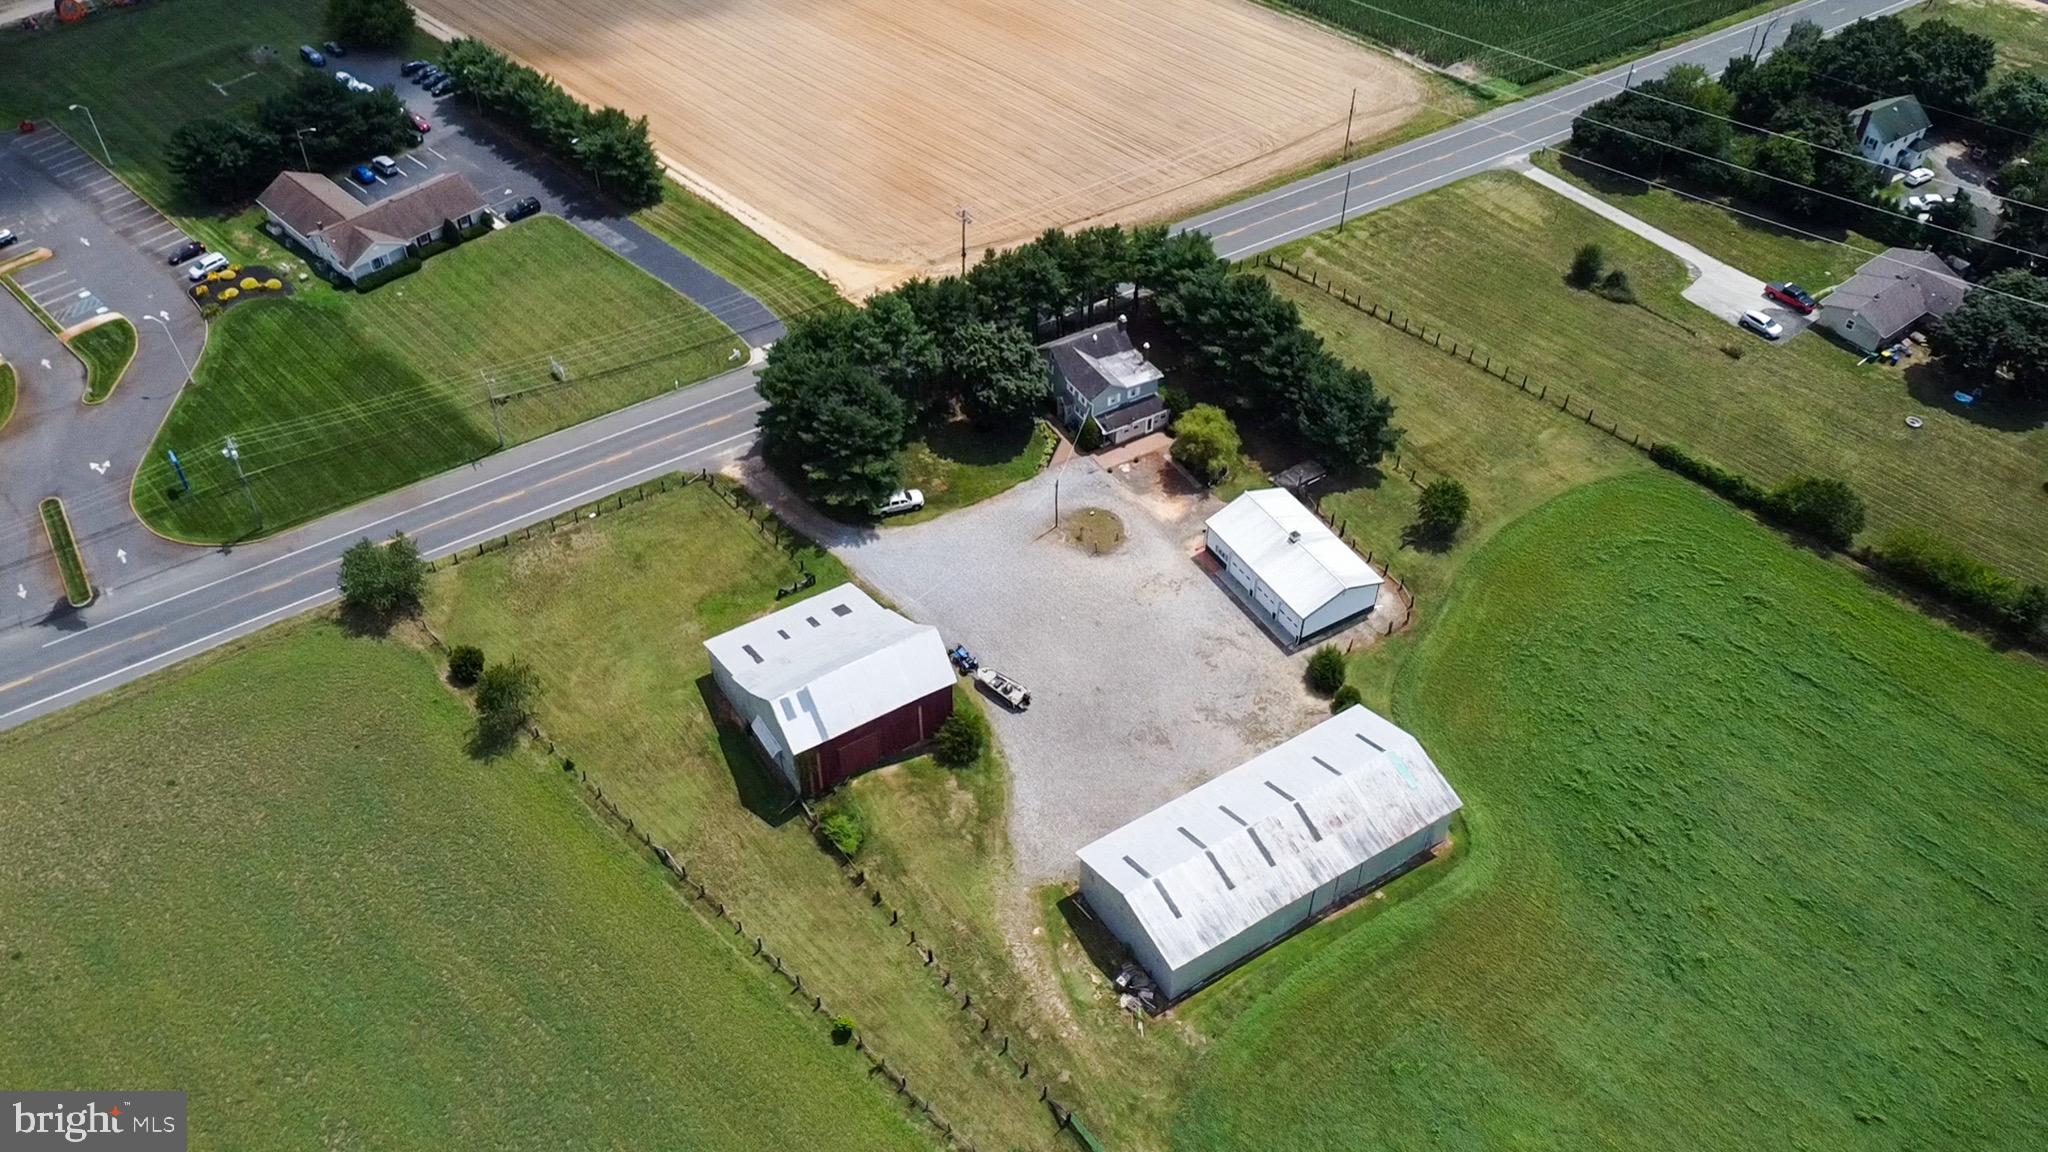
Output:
top-left (414, 0), bottom-right (1426, 293)
top-left (1061, 507), bottom-right (1126, 555)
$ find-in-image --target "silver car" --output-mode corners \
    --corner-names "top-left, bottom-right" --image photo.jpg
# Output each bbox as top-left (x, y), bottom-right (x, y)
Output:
top-left (1739, 309), bottom-right (1783, 340)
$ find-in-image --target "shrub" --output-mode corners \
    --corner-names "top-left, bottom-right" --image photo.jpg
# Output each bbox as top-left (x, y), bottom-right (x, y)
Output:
top-left (219, 287), bottom-right (239, 300)
top-left (239, 277), bottom-right (258, 291)
top-left (1598, 268), bottom-right (1634, 303)
top-left (1412, 478), bottom-right (1471, 542)
top-left (265, 278), bottom-right (283, 291)
top-left (1766, 474), bottom-right (1865, 549)
top-left (1331, 684), bottom-right (1363, 713)
top-left (447, 644), bottom-right (485, 687)
top-left (1169, 403), bottom-right (1241, 485)
top-left (192, 285), bottom-right (208, 298)
top-left (933, 708), bottom-right (987, 767)
top-left (1568, 243), bottom-right (1605, 289)
top-left (1160, 384), bottom-right (1192, 419)
top-left (1868, 530), bottom-right (2047, 637)
top-left (830, 1015), bottom-right (857, 1045)
top-left (1076, 417), bottom-right (1103, 452)
top-left (1648, 442), bottom-right (1767, 508)
top-left (336, 531), bottom-right (425, 617)
top-left (819, 810), bottom-right (864, 857)
top-left (1306, 644), bottom-right (1347, 695)
top-left (474, 658), bottom-right (540, 742)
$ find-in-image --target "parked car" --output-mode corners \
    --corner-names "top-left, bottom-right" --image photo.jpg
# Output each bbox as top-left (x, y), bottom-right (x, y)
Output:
top-left (186, 252), bottom-right (229, 281)
top-left (1739, 309), bottom-right (1783, 340)
top-left (408, 111), bottom-right (431, 133)
top-left (0, 228), bottom-right (16, 250)
top-left (350, 164), bottom-right (379, 186)
top-left (349, 78), bottom-right (374, 94)
top-left (1763, 282), bottom-right (1816, 314)
top-left (334, 70), bottom-right (354, 86)
top-left (401, 59), bottom-right (431, 77)
top-left (501, 195), bottom-right (542, 222)
top-left (972, 667), bottom-right (1032, 711)
top-left (1903, 167), bottom-right (1935, 187)
top-left (166, 240), bottom-right (206, 266)
top-left (371, 155), bottom-right (401, 178)
top-left (414, 67), bottom-right (444, 86)
top-left (298, 44), bottom-right (325, 67)
top-left (428, 77), bottom-right (456, 97)
top-left (877, 488), bottom-right (925, 517)
top-left (321, 40), bottom-right (346, 57)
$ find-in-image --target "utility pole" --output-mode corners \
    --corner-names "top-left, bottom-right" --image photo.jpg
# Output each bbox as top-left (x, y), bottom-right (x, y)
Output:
top-left (144, 311), bottom-right (190, 381)
top-left (67, 103), bottom-right (110, 168)
top-left (1337, 168), bottom-right (1354, 233)
top-left (481, 371), bottom-right (504, 449)
top-left (1623, 62), bottom-right (1635, 91)
top-left (294, 126), bottom-right (317, 171)
top-left (222, 436), bottom-right (260, 530)
top-left (1341, 87), bottom-right (1358, 161)
top-left (955, 206), bottom-right (973, 278)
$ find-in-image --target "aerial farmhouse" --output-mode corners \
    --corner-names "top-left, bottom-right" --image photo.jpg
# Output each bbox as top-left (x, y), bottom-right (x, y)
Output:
top-left (1046, 321), bottom-right (1171, 446)
top-left (1077, 705), bottom-right (1462, 1000)
top-left (1813, 247), bottom-right (1971, 355)
top-left (704, 586), bottom-right (956, 797)
top-left (1205, 488), bottom-right (1383, 645)
top-left (256, 170), bottom-right (488, 284)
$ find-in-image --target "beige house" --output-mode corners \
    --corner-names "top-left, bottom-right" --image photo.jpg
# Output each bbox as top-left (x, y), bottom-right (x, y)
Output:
top-left (256, 171), bottom-right (488, 284)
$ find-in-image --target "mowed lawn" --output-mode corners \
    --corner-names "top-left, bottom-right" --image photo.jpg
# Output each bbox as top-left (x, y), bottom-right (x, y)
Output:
top-left (1264, 173), bottom-right (2048, 582)
top-left (133, 217), bottom-right (742, 542)
top-left (1174, 473), bottom-right (2048, 1151)
top-left (635, 180), bottom-right (843, 319)
top-left (892, 419), bottom-right (1056, 525)
top-left (427, 484), bottom-right (1078, 1152)
top-left (0, 622), bottom-right (925, 1151)
top-left (1910, 0), bottom-right (2048, 73)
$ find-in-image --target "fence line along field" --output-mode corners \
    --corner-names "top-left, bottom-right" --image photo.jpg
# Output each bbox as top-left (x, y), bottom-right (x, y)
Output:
top-left (415, 0), bottom-right (1424, 291)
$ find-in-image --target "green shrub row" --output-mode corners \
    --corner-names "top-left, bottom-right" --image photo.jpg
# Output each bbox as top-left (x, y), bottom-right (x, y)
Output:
top-left (1647, 442), bottom-right (1864, 550)
top-left (1866, 530), bottom-right (2047, 638)
top-left (440, 39), bottom-right (663, 208)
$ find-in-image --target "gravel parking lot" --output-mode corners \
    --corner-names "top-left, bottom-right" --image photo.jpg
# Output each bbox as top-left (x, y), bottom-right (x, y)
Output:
top-left (833, 459), bottom-right (1326, 880)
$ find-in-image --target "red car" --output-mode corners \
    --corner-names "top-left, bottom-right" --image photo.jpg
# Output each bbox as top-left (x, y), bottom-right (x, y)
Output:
top-left (408, 111), bottom-right (431, 133)
top-left (1763, 282), bottom-right (1817, 314)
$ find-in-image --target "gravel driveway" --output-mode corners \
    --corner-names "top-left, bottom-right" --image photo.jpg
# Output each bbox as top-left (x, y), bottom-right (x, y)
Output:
top-left (831, 459), bottom-right (1325, 881)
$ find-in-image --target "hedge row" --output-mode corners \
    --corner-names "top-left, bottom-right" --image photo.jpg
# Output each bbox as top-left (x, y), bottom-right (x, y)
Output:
top-left (1647, 442), bottom-right (1864, 550)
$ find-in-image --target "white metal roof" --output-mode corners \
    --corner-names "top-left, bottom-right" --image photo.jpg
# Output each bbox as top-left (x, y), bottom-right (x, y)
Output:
top-left (1205, 488), bottom-right (1382, 617)
top-left (703, 585), bottom-right (955, 756)
top-left (1076, 706), bottom-right (1461, 970)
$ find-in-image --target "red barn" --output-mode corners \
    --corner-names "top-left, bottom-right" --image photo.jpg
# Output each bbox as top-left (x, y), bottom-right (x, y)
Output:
top-left (704, 586), bottom-right (956, 797)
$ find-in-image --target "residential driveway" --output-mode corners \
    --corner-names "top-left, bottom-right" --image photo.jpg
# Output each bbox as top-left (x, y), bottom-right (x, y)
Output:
top-left (0, 125), bottom-right (205, 621)
top-left (330, 51), bottom-right (785, 345)
top-left (821, 459), bottom-right (1327, 881)
top-left (1519, 163), bottom-right (1812, 337)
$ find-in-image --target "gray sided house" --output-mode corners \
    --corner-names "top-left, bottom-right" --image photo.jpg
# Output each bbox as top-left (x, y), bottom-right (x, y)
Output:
top-left (1815, 248), bottom-right (1969, 354)
top-left (1849, 95), bottom-right (1932, 169)
top-left (1045, 321), bottom-right (1169, 446)
top-left (257, 171), bottom-right (487, 284)
top-left (1077, 705), bottom-right (1461, 1000)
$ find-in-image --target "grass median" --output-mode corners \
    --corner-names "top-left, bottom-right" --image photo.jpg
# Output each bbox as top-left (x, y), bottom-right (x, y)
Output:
top-left (70, 317), bottom-right (137, 404)
top-left (133, 217), bottom-right (743, 544)
top-left (0, 620), bottom-right (926, 1150)
top-left (38, 498), bottom-right (90, 606)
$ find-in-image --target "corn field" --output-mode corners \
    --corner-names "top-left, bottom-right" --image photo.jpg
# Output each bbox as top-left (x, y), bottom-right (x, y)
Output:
top-left (1274, 0), bottom-right (1760, 85)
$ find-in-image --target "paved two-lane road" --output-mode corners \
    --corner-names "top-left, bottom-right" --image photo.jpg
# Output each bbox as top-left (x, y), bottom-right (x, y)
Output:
top-left (0, 0), bottom-right (1926, 731)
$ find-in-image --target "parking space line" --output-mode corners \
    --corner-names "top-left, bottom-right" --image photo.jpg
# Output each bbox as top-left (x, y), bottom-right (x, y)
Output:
top-left (16, 271), bottom-right (66, 291)
top-left (406, 154), bottom-right (430, 170)
top-left (426, 145), bottom-right (449, 162)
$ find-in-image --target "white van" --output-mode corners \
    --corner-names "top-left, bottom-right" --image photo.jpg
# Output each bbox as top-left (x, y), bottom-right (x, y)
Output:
top-left (186, 252), bottom-right (229, 281)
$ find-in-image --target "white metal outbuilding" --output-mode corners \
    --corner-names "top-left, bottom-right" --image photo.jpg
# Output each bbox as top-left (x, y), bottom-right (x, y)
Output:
top-left (1205, 488), bottom-right (1381, 644)
top-left (1076, 705), bottom-right (1461, 999)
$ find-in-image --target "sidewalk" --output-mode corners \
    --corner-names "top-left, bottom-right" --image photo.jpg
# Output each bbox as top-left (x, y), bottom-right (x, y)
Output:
top-left (1517, 163), bottom-right (1800, 333)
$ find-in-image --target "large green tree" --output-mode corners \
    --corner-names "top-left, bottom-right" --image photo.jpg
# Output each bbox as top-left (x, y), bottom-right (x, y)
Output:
top-left (256, 74), bottom-right (412, 169)
top-left (948, 321), bottom-right (1047, 425)
top-left (166, 118), bottom-right (280, 204)
top-left (326, 0), bottom-right (414, 49)
top-left (757, 348), bottom-right (908, 511)
top-left (1931, 269), bottom-right (2048, 402)
top-left (1293, 357), bottom-right (1399, 472)
top-left (1169, 404), bottom-right (1241, 485)
top-left (1976, 72), bottom-right (2048, 143)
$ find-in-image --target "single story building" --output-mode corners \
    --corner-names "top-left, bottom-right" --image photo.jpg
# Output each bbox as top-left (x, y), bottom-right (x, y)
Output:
top-left (1077, 705), bottom-right (1462, 1000)
top-left (1045, 321), bottom-right (1169, 446)
top-left (256, 170), bottom-right (487, 284)
top-left (1204, 487), bottom-right (1382, 645)
top-left (1814, 247), bottom-right (1969, 354)
top-left (704, 585), bottom-right (956, 797)
top-left (1849, 95), bottom-right (1932, 170)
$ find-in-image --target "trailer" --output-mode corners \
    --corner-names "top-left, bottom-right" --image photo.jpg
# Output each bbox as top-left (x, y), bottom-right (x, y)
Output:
top-left (972, 668), bottom-right (1031, 711)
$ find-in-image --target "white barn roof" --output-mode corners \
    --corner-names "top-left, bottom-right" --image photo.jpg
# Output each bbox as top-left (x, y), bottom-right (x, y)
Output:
top-left (703, 585), bottom-right (955, 756)
top-left (1076, 706), bottom-right (1461, 971)
top-left (1206, 488), bottom-right (1381, 617)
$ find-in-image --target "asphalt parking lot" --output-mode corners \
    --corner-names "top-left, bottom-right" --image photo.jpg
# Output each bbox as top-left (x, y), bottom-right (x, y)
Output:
top-left (306, 50), bottom-right (784, 344)
top-left (829, 460), bottom-right (1328, 881)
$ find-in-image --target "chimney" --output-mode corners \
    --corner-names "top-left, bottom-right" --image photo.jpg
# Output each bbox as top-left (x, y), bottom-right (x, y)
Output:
top-left (1117, 312), bottom-right (1128, 330)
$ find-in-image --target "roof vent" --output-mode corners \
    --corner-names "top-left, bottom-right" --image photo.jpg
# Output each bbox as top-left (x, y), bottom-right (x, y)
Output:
top-left (1264, 780), bottom-right (1296, 802)
top-left (1293, 802), bottom-right (1324, 842)
top-left (1177, 827), bottom-right (1207, 849)
top-left (1122, 855), bottom-right (1151, 879)
top-left (1312, 754), bottom-right (1342, 776)
top-left (831, 603), bottom-right (853, 617)
top-left (776, 629), bottom-right (790, 640)
top-left (1205, 851), bottom-right (1236, 890)
top-left (1287, 530), bottom-right (1302, 544)
top-left (1153, 879), bottom-right (1183, 919)
top-left (741, 644), bottom-right (763, 664)
top-left (1246, 827), bottom-right (1277, 867)
top-left (1218, 805), bottom-right (1248, 826)
top-left (806, 616), bottom-right (820, 628)
top-left (1354, 732), bottom-right (1385, 752)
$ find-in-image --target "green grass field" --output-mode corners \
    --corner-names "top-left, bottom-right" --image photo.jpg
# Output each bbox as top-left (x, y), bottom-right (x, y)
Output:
top-left (37, 498), bottom-right (90, 606)
top-left (635, 180), bottom-right (843, 319)
top-left (1173, 472), bottom-right (2048, 1151)
top-left (893, 419), bottom-right (1056, 525)
top-left (0, 621), bottom-right (927, 1151)
top-left (427, 482), bottom-right (1084, 1151)
top-left (1270, 0), bottom-right (1771, 85)
top-left (132, 217), bottom-right (741, 542)
top-left (71, 317), bottom-right (136, 404)
top-left (1910, 0), bottom-right (2048, 74)
top-left (1262, 173), bottom-right (2048, 582)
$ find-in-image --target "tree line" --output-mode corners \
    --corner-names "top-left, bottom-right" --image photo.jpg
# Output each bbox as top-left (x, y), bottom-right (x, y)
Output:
top-left (758, 226), bottom-right (1401, 511)
top-left (168, 74), bottom-right (416, 205)
top-left (438, 39), bottom-right (664, 208)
